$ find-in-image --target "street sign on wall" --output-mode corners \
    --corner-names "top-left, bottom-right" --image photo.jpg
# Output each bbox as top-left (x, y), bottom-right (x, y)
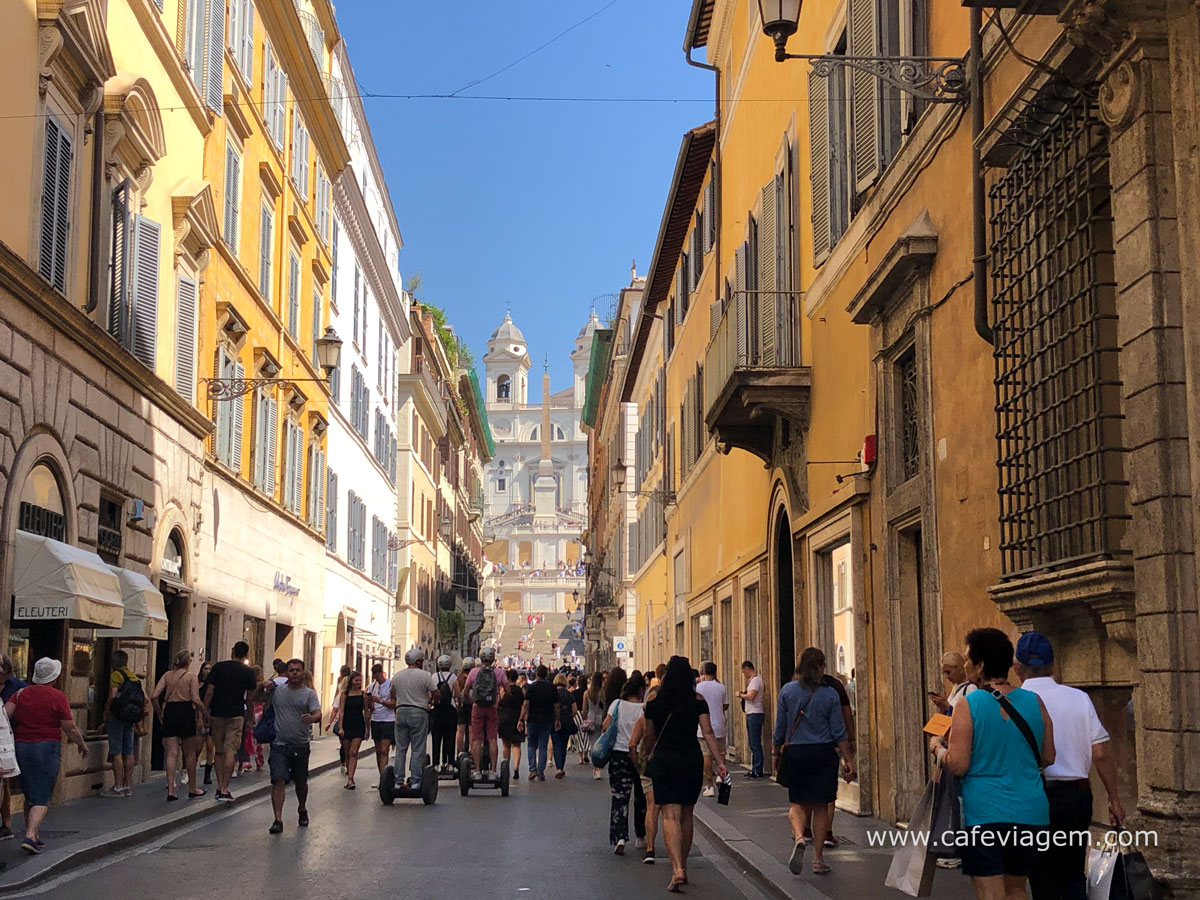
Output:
top-left (612, 637), bottom-right (628, 653)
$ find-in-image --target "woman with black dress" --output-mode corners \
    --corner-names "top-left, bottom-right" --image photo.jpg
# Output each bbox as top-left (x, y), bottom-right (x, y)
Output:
top-left (499, 668), bottom-right (525, 779)
top-left (643, 656), bottom-right (727, 892)
top-left (335, 672), bottom-right (367, 789)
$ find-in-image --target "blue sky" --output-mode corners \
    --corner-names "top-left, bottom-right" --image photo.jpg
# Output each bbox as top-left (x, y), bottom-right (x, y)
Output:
top-left (335, 0), bottom-right (712, 398)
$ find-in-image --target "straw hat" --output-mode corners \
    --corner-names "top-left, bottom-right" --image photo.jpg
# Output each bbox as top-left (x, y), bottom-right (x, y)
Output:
top-left (31, 657), bottom-right (62, 685)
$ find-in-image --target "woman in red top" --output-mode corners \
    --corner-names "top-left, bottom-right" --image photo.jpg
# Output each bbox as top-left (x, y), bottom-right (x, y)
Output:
top-left (4, 658), bottom-right (87, 856)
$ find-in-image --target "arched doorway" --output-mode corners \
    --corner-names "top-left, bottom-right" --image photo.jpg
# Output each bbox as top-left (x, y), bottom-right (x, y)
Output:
top-left (774, 509), bottom-right (795, 688)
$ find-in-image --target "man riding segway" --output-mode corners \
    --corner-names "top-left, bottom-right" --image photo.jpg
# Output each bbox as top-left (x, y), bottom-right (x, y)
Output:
top-left (465, 648), bottom-right (505, 782)
top-left (390, 648), bottom-right (437, 792)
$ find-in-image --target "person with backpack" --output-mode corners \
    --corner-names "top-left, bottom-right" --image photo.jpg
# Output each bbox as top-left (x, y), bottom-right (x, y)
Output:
top-left (429, 656), bottom-right (458, 774)
top-left (103, 649), bottom-right (150, 798)
top-left (465, 647), bottom-right (506, 781)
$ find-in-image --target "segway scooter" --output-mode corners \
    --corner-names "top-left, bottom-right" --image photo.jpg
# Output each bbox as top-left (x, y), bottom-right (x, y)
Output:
top-left (379, 754), bottom-right (438, 806)
top-left (459, 742), bottom-right (510, 797)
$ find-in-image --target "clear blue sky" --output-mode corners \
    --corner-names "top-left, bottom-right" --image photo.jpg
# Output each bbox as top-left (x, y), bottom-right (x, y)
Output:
top-left (335, 0), bottom-right (712, 398)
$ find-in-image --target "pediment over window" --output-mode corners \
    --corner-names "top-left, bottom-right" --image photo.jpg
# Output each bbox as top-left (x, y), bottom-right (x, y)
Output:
top-left (40, 0), bottom-right (116, 93)
top-left (104, 73), bottom-right (166, 169)
top-left (172, 180), bottom-right (219, 263)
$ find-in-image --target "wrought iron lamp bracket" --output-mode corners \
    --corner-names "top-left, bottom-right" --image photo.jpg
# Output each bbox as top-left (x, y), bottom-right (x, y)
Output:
top-left (783, 54), bottom-right (969, 103)
top-left (203, 376), bottom-right (331, 400)
top-left (626, 489), bottom-right (677, 505)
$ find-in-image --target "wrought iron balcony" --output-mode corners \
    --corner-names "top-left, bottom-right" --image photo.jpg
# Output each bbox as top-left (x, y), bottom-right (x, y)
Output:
top-left (296, 9), bottom-right (324, 69)
top-left (703, 292), bottom-right (810, 462)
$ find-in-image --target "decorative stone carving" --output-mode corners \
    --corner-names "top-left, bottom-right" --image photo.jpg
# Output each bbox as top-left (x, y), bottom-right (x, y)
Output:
top-left (1098, 60), bottom-right (1141, 130)
top-left (37, 24), bottom-right (63, 96)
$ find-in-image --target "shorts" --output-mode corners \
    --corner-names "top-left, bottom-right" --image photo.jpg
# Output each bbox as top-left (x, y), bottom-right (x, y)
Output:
top-left (640, 774), bottom-right (654, 797)
top-left (210, 716), bottom-right (244, 755)
top-left (162, 701), bottom-right (198, 739)
top-left (268, 743), bottom-right (311, 785)
top-left (457, 703), bottom-right (472, 726)
top-left (471, 704), bottom-right (499, 742)
top-left (700, 736), bottom-right (727, 757)
top-left (371, 720), bottom-right (395, 743)
top-left (15, 741), bottom-right (61, 807)
top-left (107, 718), bottom-right (135, 756)
top-left (960, 824), bottom-right (1044, 878)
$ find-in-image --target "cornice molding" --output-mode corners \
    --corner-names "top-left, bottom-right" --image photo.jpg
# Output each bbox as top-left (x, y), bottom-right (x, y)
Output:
top-left (126, 0), bottom-right (211, 135)
top-left (332, 174), bottom-right (410, 344)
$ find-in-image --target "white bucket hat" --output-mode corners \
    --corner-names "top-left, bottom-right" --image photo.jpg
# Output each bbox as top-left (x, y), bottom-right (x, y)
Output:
top-left (31, 657), bottom-right (62, 685)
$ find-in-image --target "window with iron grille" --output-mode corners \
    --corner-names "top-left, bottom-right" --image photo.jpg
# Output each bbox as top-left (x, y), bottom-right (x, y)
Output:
top-left (990, 86), bottom-right (1126, 578)
top-left (898, 349), bottom-right (919, 482)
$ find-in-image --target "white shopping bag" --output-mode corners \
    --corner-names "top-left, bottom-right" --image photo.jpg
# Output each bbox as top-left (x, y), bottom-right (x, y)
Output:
top-left (1088, 846), bottom-right (1121, 900)
top-left (885, 781), bottom-right (937, 897)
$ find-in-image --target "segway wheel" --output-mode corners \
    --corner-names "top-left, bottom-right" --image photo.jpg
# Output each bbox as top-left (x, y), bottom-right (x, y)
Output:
top-left (379, 765), bottom-right (396, 806)
top-left (422, 765), bottom-right (438, 805)
top-left (459, 760), bottom-right (472, 797)
top-left (499, 759), bottom-right (510, 797)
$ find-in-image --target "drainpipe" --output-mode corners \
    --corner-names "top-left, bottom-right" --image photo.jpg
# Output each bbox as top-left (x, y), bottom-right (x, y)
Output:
top-left (970, 7), bottom-right (993, 345)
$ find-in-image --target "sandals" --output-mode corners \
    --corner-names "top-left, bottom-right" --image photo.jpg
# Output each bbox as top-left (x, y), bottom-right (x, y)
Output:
top-left (812, 861), bottom-right (831, 875)
top-left (167, 794), bottom-right (179, 802)
top-left (188, 790), bottom-right (207, 799)
top-left (667, 876), bottom-right (685, 893)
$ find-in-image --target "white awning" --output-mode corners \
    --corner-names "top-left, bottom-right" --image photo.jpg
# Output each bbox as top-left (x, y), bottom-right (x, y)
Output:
top-left (103, 567), bottom-right (168, 640)
top-left (11, 531), bottom-right (124, 629)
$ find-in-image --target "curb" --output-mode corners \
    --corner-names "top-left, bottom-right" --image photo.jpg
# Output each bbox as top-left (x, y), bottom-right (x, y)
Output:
top-left (0, 746), bottom-right (368, 894)
top-left (693, 799), bottom-right (834, 900)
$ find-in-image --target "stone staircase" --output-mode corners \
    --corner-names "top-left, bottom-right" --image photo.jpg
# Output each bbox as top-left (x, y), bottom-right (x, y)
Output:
top-left (482, 609), bottom-right (585, 668)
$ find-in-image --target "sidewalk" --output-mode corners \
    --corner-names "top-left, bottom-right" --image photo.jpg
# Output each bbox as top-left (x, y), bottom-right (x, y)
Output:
top-left (693, 765), bottom-right (972, 900)
top-left (0, 736), bottom-right (355, 893)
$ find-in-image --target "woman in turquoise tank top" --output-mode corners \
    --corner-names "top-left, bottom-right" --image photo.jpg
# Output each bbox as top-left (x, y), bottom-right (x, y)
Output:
top-left (938, 628), bottom-right (1055, 900)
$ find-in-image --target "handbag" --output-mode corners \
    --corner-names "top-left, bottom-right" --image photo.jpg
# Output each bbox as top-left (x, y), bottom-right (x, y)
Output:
top-left (590, 703), bottom-right (620, 769)
top-left (885, 780), bottom-right (938, 897)
top-left (774, 687), bottom-right (818, 788)
top-left (1089, 840), bottom-right (1162, 900)
top-left (253, 703), bottom-right (276, 744)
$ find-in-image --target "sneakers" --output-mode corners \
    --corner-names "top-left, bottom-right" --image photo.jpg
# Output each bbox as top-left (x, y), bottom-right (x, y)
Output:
top-left (215, 791), bottom-right (235, 802)
top-left (702, 786), bottom-right (716, 798)
top-left (298, 810), bottom-right (309, 827)
top-left (936, 857), bottom-right (962, 869)
top-left (788, 840), bottom-right (806, 875)
top-left (593, 771), bottom-right (603, 781)
top-left (643, 850), bottom-right (656, 865)
top-left (824, 834), bottom-right (840, 848)
top-left (20, 838), bottom-right (40, 855)
top-left (614, 839), bottom-right (626, 856)
top-left (0, 826), bottom-right (12, 840)
top-left (635, 837), bottom-right (646, 849)
top-left (743, 771), bottom-right (764, 779)
top-left (121, 787), bottom-right (132, 797)
top-left (101, 786), bottom-right (124, 799)
top-left (269, 820), bottom-right (283, 835)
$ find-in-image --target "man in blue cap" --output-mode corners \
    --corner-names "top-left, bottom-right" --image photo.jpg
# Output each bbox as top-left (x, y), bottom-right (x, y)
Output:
top-left (1015, 632), bottom-right (1125, 900)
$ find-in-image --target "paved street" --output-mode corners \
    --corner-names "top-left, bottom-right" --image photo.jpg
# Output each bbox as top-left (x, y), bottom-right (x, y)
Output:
top-left (12, 760), bottom-right (769, 900)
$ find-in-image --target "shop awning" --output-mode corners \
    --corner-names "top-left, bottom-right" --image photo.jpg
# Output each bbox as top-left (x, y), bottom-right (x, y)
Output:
top-left (103, 567), bottom-right (168, 640)
top-left (11, 531), bottom-right (124, 629)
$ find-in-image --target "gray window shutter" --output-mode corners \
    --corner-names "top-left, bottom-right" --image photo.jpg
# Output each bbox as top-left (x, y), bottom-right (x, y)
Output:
top-left (204, 0), bottom-right (224, 113)
top-left (326, 468), bottom-right (337, 550)
top-left (108, 181), bottom-right (132, 342)
top-left (175, 275), bottom-right (197, 400)
top-left (692, 227), bottom-right (703, 288)
top-left (214, 347), bottom-right (231, 461)
top-left (224, 143), bottom-right (240, 248)
top-left (241, 0), bottom-right (254, 82)
top-left (314, 448), bottom-right (325, 529)
top-left (288, 253), bottom-right (300, 337)
top-left (706, 177), bottom-right (717, 251)
top-left (39, 117), bottom-right (73, 293)
top-left (263, 48), bottom-right (278, 143)
top-left (227, 0), bottom-right (240, 66)
top-left (353, 266), bottom-right (360, 344)
top-left (709, 300), bottom-right (723, 340)
top-left (281, 422), bottom-right (292, 509)
top-left (758, 180), bottom-right (778, 367)
top-left (274, 68), bottom-right (287, 147)
top-left (259, 203), bottom-right (272, 300)
top-left (231, 360), bottom-right (245, 471)
top-left (265, 396), bottom-right (278, 494)
top-left (311, 285), bottom-right (321, 361)
top-left (809, 70), bottom-right (832, 263)
top-left (734, 242), bottom-right (748, 367)
top-left (849, 0), bottom-right (881, 192)
top-left (130, 216), bottom-right (161, 370)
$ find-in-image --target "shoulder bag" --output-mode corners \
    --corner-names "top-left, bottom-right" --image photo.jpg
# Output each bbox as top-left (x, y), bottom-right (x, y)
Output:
top-left (774, 687), bottom-right (818, 788)
top-left (590, 702), bottom-right (620, 770)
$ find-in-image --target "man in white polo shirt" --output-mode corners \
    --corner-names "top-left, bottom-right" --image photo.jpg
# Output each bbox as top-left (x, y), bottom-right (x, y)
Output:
top-left (696, 662), bottom-right (729, 798)
top-left (1016, 632), bottom-right (1125, 900)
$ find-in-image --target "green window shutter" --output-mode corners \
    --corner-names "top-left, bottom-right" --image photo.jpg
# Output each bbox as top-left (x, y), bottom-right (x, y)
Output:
top-left (204, 0), bottom-right (224, 113)
top-left (809, 70), bottom-right (832, 263)
top-left (326, 469), bottom-right (337, 551)
top-left (130, 216), bottom-right (161, 370)
top-left (758, 180), bottom-right (777, 367)
top-left (175, 275), bottom-right (198, 400)
top-left (849, 0), bottom-right (881, 192)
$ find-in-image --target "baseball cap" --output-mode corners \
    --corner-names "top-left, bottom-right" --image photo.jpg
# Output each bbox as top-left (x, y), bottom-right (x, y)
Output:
top-left (1015, 632), bottom-right (1054, 667)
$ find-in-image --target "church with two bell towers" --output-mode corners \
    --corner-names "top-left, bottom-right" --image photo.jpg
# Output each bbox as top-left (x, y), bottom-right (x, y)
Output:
top-left (481, 311), bottom-right (599, 613)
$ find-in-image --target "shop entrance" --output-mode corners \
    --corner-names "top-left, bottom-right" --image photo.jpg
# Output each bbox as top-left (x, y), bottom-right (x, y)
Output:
top-left (774, 510), bottom-right (795, 688)
top-left (151, 588), bottom-right (188, 771)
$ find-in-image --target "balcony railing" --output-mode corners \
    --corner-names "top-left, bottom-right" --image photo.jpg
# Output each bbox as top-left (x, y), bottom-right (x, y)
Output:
top-left (297, 9), bottom-right (324, 69)
top-left (322, 73), bottom-right (345, 128)
top-left (704, 292), bottom-right (809, 462)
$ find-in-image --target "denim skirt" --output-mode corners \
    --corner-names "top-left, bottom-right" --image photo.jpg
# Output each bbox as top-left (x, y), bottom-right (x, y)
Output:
top-left (15, 740), bottom-right (62, 807)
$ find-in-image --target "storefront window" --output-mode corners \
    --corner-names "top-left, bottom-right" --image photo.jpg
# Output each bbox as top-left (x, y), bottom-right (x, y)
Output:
top-left (303, 631), bottom-right (316, 674)
top-left (205, 609), bottom-right (222, 664)
top-left (693, 611), bottom-right (713, 666)
top-left (242, 616), bottom-right (265, 665)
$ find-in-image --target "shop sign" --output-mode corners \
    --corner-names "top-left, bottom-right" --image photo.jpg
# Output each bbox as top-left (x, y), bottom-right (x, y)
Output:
top-left (13, 602), bottom-right (71, 620)
top-left (161, 556), bottom-right (182, 577)
top-left (273, 572), bottom-right (300, 597)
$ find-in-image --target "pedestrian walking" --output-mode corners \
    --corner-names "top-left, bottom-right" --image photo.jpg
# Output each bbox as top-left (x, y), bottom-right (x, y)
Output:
top-left (0, 654), bottom-right (28, 841)
top-left (630, 699), bottom-right (662, 865)
top-left (239, 666), bottom-right (266, 775)
top-left (936, 628), bottom-right (1055, 900)
top-left (695, 663), bottom-right (728, 797)
top-left (202, 641), bottom-right (258, 802)
top-left (5, 658), bottom-right (88, 855)
top-left (1015, 632), bottom-right (1124, 900)
top-left (773, 647), bottom-right (856, 877)
top-left (264, 659), bottom-right (322, 834)
top-left (551, 673), bottom-right (577, 778)
top-left (150, 649), bottom-right (205, 801)
top-left (800, 670), bottom-right (855, 847)
top-left (335, 671), bottom-right (367, 789)
top-left (580, 672), bottom-right (606, 777)
top-left (604, 673), bottom-right (647, 856)
top-left (519, 664), bottom-right (559, 781)
top-left (102, 649), bottom-right (150, 797)
top-left (499, 668), bottom-right (525, 779)
top-left (328, 664), bottom-right (352, 775)
top-left (366, 663), bottom-right (396, 776)
top-left (736, 661), bottom-right (766, 778)
top-left (643, 656), bottom-right (727, 892)
top-left (390, 649), bottom-right (437, 789)
top-left (196, 661), bottom-right (215, 785)
top-left (604, 666), bottom-right (627, 709)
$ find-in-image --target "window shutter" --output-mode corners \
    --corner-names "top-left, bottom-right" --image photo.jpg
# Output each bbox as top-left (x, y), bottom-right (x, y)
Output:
top-left (108, 181), bottom-right (132, 342)
top-left (227, 0), bottom-right (239, 63)
top-left (352, 266), bottom-right (360, 345)
top-left (252, 390), bottom-right (265, 487)
top-left (281, 421), bottom-right (293, 509)
top-left (709, 300), bottom-right (723, 340)
top-left (705, 178), bottom-right (717, 252)
top-left (758, 180), bottom-right (778, 367)
top-left (39, 118), bottom-right (73, 293)
top-left (224, 143), bottom-right (240, 249)
top-left (326, 469), bottom-right (337, 550)
top-left (231, 361), bottom-right (245, 471)
top-left (262, 48), bottom-right (275, 128)
top-left (204, 0), bottom-right (224, 113)
top-left (809, 70), bottom-right (832, 262)
top-left (175, 276), bottom-right (197, 399)
top-left (315, 447), bottom-right (326, 529)
top-left (240, 0), bottom-right (254, 83)
top-left (265, 396), bottom-right (278, 494)
top-left (287, 253), bottom-right (300, 337)
top-left (311, 285), bottom-right (321, 361)
top-left (274, 68), bottom-right (287, 147)
top-left (129, 216), bottom-right (161, 370)
top-left (259, 203), bottom-right (272, 300)
top-left (692, 227), bottom-right (703, 288)
top-left (849, 0), bottom-right (881, 192)
top-left (214, 347), bottom-right (231, 460)
top-left (734, 242), bottom-right (748, 366)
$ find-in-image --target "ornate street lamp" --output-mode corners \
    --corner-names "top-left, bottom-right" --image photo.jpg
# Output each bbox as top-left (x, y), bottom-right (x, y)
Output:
top-left (757, 0), bottom-right (967, 103)
top-left (203, 327), bottom-right (344, 399)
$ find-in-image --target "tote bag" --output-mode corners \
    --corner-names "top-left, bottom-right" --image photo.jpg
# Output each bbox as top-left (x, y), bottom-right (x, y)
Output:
top-left (589, 703), bottom-right (620, 769)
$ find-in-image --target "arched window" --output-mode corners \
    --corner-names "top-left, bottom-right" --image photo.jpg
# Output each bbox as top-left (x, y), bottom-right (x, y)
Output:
top-left (19, 463), bottom-right (67, 541)
top-left (496, 375), bottom-right (511, 400)
top-left (553, 425), bottom-right (566, 441)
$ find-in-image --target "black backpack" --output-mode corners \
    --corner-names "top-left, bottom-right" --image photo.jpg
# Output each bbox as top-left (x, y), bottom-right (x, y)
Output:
top-left (112, 671), bottom-right (146, 724)
top-left (435, 673), bottom-right (454, 711)
top-left (471, 666), bottom-right (499, 707)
